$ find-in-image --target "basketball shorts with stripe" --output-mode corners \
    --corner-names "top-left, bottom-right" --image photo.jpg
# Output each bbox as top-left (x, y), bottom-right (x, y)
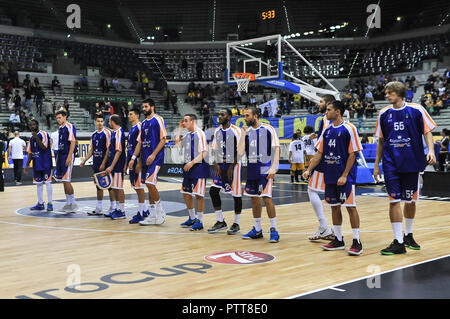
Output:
top-left (244, 175), bottom-right (273, 198)
top-left (181, 177), bottom-right (207, 197)
top-left (55, 153), bottom-right (74, 182)
top-left (308, 170), bottom-right (325, 193)
top-left (384, 171), bottom-right (420, 203)
top-left (211, 163), bottom-right (242, 197)
top-left (141, 163), bottom-right (161, 186)
top-left (324, 183), bottom-right (356, 207)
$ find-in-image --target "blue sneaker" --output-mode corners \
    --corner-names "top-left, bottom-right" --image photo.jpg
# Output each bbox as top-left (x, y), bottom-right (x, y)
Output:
top-left (111, 210), bottom-right (126, 220)
top-left (30, 203), bottom-right (45, 211)
top-left (242, 227), bottom-right (263, 240)
top-left (142, 210), bottom-right (150, 218)
top-left (129, 212), bottom-right (144, 224)
top-left (269, 227), bottom-right (280, 243)
top-left (190, 219), bottom-right (204, 231)
top-left (180, 218), bottom-right (195, 228)
top-left (104, 209), bottom-right (116, 218)
top-left (47, 203), bottom-right (53, 212)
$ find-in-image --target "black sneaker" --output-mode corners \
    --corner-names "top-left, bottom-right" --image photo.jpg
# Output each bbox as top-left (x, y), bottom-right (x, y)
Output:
top-left (404, 233), bottom-right (421, 250)
top-left (322, 237), bottom-right (345, 251)
top-left (348, 239), bottom-right (363, 256)
top-left (381, 239), bottom-right (407, 255)
top-left (207, 220), bottom-right (227, 233)
top-left (227, 223), bottom-right (240, 235)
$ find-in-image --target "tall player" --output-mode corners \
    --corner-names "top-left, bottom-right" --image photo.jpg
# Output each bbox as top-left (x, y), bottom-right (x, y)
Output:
top-left (136, 98), bottom-right (167, 226)
top-left (374, 81), bottom-right (436, 255)
top-left (288, 133), bottom-right (305, 183)
top-left (304, 95), bottom-right (335, 241)
top-left (303, 100), bottom-right (363, 255)
top-left (176, 114), bottom-right (209, 231)
top-left (80, 114), bottom-right (115, 215)
top-left (54, 109), bottom-right (77, 212)
top-left (24, 119), bottom-right (53, 212)
top-left (208, 109), bottom-right (242, 235)
top-left (237, 107), bottom-right (280, 243)
top-left (127, 106), bottom-right (149, 224)
top-left (105, 114), bottom-right (126, 220)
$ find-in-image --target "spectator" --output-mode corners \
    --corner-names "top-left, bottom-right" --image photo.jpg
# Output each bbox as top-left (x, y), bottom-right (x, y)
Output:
top-left (100, 78), bottom-right (109, 93)
top-left (43, 98), bottom-right (54, 129)
top-left (51, 76), bottom-right (64, 95)
top-left (80, 74), bottom-right (89, 92)
top-left (102, 101), bottom-right (112, 127)
top-left (23, 85), bottom-right (32, 114)
top-left (438, 83), bottom-right (446, 97)
top-left (196, 60), bottom-right (203, 80)
top-left (434, 97), bottom-right (443, 116)
top-left (12, 90), bottom-right (21, 112)
top-left (263, 107), bottom-right (269, 118)
top-left (19, 111), bottom-right (30, 132)
top-left (364, 89), bottom-right (373, 102)
top-left (112, 77), bottom-right (121, 93)
top-left (8, 110), bottom-right (21, 131)
top-left (274, 107), bottom-right (282, 118)
top-left (170, 90), bottom-right (178, 114)
top-left (62, 99), bottom-right (70, 118)
top-left (201, 103), bottom-right (210, 130)
top-left (31, 77), bottom-right (40, 96)
top-left (119, 104), bottom-right (129, 131)
top-left (22, 74), bottom-right (31, 88)
top-left (135, 71), bottom-right (142, 94)
top-left (0, 62), bottom-right (8, 84)
top-left (142, 73), bottom-right (149, 96)
top-left (1, 77), bottom-right (13, 110)
top-left (35, 86), bottom-right (45, 116)
top-left (231, 105), bottom-right (239, 116)
top-left (365, 101), bottom-right (377, 118)
top-left (354, 99), bottom-right (365, 129)
top-left (437, 129), bottom-right (449, 171)
top-left (8, 131), bottom-right (26, 185)
top-left (361, 134), bottom-right (369, 144)
top-left (7, 60), bottom-right (19, 88)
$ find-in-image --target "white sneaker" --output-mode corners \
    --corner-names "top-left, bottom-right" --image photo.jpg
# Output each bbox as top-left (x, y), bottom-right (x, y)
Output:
top-left (157, 205), bottom-right (166, 219)
top-left (88, 208), bottom-right (103, 215)
top-left (61, 203), bottom-right (72, 212)
top-left (68, 204), bottom-right (78, 213)
top-left (155, 212), bottom-right (165, 225)
top-left (139, 215), bottom-right (157, 226)
top-left (308, 226), bottom-right (335, 241)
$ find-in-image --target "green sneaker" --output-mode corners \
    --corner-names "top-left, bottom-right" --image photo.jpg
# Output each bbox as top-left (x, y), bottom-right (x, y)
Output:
top-left (381, 239), bottom-right (407, 255)
top-left (403, 233), bottom-right (421, 250)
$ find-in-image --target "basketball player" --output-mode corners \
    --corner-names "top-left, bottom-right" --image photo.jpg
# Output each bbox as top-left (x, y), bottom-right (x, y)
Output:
top-left (105, 114), bottom-right (126, 219)
top-left (208, 108), bottom-right (242, 235)
top-left (126, 106), bottom-right (150, 224)
top-left (237, 107), bottom-right (280, 243)
top-left (304, 100), bottom-right (363, 255)
top-left (24, 120), bottom-right (53, 212)
top-left (302, 125), bottom-right (317, 168)
top-left (176, 114), bottom-right (209, 231)
top-left (288, 133), bottom-right (305, 183)
top-left (54, 109), bottom-right (77, 212)
top-left (304, 95), bottom-right (335, 241)
top-left (373, 81), bottom-right (436, 255)
top-left (135, 99), bottom-right (167, 226)
top-left (79, 114), bottom-right (115, 215)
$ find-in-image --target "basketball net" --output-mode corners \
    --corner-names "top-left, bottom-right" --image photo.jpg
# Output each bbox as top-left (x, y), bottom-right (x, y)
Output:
top-left (233, 73), bottom-right (254, 93)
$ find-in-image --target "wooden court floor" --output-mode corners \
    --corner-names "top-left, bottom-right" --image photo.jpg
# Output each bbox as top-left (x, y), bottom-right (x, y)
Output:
top-left (0, 181), bottom-right (449, 299)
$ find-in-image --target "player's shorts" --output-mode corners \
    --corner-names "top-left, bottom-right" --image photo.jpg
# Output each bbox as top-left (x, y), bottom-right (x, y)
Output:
top-left (290, 163), bottom-right (305, 171)
top-left (55, 153), bottom-right (74, 182)
top-left (308, 170), bottom-right (325, 193)
top-left (384, 171), bottom-right (420, 203)
top-left (181, 177), bottom-right (207, 197)
top-left (127, 160), bottom-right (144, 190)
top-left (141, 163), bottom-right (161, 186)
top-left (324, 183), bottom-right (356, 207)
top-left (305, 155), bottom-right (314, 167)
top-left (244, 175), bottom-right (273, 198)
top-left (211, 163), bottom-right (242, 197)
top-left (33, 169), bottom-right (52, 184)
top-left (111, 172), bottom-right (124, 190)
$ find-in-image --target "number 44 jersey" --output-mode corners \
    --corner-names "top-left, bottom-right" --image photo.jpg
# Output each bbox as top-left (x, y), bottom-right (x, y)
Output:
top-left (374, 102), bottom-right (436, 173)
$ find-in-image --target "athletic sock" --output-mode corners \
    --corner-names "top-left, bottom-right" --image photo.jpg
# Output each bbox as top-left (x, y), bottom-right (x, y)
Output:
top-left (404, 218), bottom-right (414, 235)
top-left (138, 203), bottom-right (144, 214)
top-left (333, 225), bottom-right (343, 241)
top-left (352, 228), bottom-right (360, 243)
top-left (197, 212), bottom-right (203, 222)
top-left (37, 184), bottom-right (44, 204)
top-left (97, 200), bottom-right (102, 210)
top-left (68, 194), bottom-right (76, 205)
top-left (392, 222), bottom-right (403, 244)
top-left (254, 218), bottom-right (262, 232)
top-left (149, 204), bottom-right (156, 217)
top-left (269, 217), bottom-right (277, 229)
top-left (46, 183), bottom-right (53, 203)
top-left (215, 210), bottom-right (223, 222)
top-left (65, 194), bottom-right (70, 204)
top-left (119, 202), bottom-right (125, 212)
top-left (188, 208), bottom-right (196, 220)
top-left (234, 213), bottom-right (241, 225)
top-left (308, 188), bottom-right (328, 229)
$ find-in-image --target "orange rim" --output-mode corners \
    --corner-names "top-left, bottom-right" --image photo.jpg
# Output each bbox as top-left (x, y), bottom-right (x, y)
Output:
top-left (232, 73), bottom-right (255, 81)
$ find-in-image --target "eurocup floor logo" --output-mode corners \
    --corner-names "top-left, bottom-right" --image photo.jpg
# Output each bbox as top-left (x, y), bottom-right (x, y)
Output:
top-left (204, 251), bottom-right (275, 265)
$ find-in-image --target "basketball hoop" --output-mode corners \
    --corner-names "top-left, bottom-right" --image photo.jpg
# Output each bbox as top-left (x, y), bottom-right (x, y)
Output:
top-left (233, 73), bottom-right (255, 93)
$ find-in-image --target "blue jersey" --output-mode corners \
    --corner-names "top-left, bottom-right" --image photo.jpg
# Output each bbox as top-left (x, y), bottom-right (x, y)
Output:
top-left (181, 129), bottom-right (210, 179)
top-left (139, 114), bottom-right (167, 167)
top-left (244, 123), bottom-right (280, 178)
top-left (127, 122), bottom-right (141, 161)
top-left (212, 124), bottom-right (241, 164)
top-left (316, 121), bottom-right (362, 184)
top-left (374, 102), bottom-right (436, 173)
top-left (109, 127), bottom-right (126, 173)
top-left (90, 129), bottom-right (111, 170)
top-left (27, 130), bottom-right (52, 171)
top-left (58, 122), bottom-right (76, 155)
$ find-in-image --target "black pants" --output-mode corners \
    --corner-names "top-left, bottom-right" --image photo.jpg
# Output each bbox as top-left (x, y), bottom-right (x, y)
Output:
top-left (13, 159), bottom-right (23, 182)
top-left (438, 152), bottom-right (449, 171)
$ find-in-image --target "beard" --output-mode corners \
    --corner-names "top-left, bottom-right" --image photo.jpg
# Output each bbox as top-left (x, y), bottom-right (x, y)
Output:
top-left (245, 118), bottom-right (256, 127)
top-left (144, 109), bottom-right (152, 116)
